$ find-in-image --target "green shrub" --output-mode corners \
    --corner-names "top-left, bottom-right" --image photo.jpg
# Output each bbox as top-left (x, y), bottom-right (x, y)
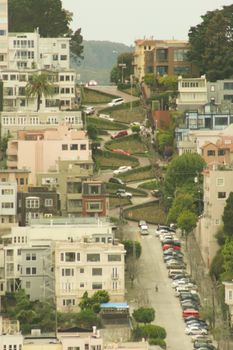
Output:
top-left (132, 307), bottom-right (155, 323)
top-left (149, 338), bottom-right (166, 348)
top-left (132, 324), bottom-right (166, 341)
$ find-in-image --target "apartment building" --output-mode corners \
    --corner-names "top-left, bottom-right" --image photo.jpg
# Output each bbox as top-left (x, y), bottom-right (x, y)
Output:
top-left (223, 281), bottom-right (233, 326)
top-left (133, 38), bottom-right (196, 81)
top-left (196, 168), bottom-right (233, 266)
top-left (17, 186), bottom-right (60, 226)
top-left (207, 79), bottom-right (233, 106)
top-left (3, 217), bottom-right (117, 297)
top-left (201, 137), bottom-right (233, 168)
top-left (0, 181), bottom-right (17, 229)
top-left (1, 110), bottom-right (83, 138)
top-left (7, 126), bottom-right (91, 185)
top-left (176, 75), bottom-right (208, 110)
top-left (54, 240), bottom-right (125, 311)
top-left (0, 169), bottom-right (30, 192)
top-left (0, 0), bottom-right (8, 70)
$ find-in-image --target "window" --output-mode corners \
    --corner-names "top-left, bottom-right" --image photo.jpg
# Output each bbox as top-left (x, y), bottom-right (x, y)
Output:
top-left (2, 188), bottom-right (14, 195)
top-left (80, 144), bottom-right (87, 150)
top-left (60, 55), bottom-right (67, 60)
top-left (62, 144), bottom-right (68, 150)
top-left (20, 178), bottom-right (24, 185)
top-left (26, 253), bottom-right (30, 261)
top-left (156, 49), bottom-right (168, 61)
top-left (1, 202), bottom-right (14, 208)
top-left (61, 43), bottom-right (67, 49)
top-left (68, 347), bottom-right (80, 350)
top-left (108, 255), bottom-right (121, 262)
top-left (32, 253), bottom-right (36, 260)
top-left (87, 254), bottom-right (100, 262)
top-left (80, 283), bottom-right (84, 287)
top-left (90, 185), bottom-right (100, 194)
top-left (32, 267), bottom-right (36, 274)
top-left (80, 268), bottom-right (84, 273)
top-left (53, 54), bottom-right (58, 61)
top-left (218, 192), bottom-right (226, 199)
top-left (229, 290), bottom-right (233, 301)
top-left (173, 66), bottom-right (191, 75)
top-left (77, 253), bottom-right (80, 261)
top-left (65, 252), bottom-right (75, 262)
top-left (207, 150), bottom-right (215, 156)
top-left (62, 268), bottom-right (74, 276)
top-left (26, 267), bottom-right (36, 275)
top-left (63, 299), bottom-right (75, 306)
top-left (218, 149), bottom-right (225, 156)
top-left (215, 219), bottom-right (220, 225)
top-left (174, 49), bottom-right (188, 62)
top-left (87, 202), bottom-right (102, 211)
top-left (45, 198), bottom-right (53, 207)
top-left (224, 95), bottom-right (233, 102)
top-left (92, 283), bottom-right (102, 290)
top-left (92, 268), bottom-right (102, 276)
top-left (26, 198), bottom-right (39, 208)
top-left (216, 178), bottom-right (224, 186)
top-left (156, 66), bottom-right (168, 75)
top-left (224, 82), bottom-right (233, 90)
top-left (70, 144), bottom-right (78, 150)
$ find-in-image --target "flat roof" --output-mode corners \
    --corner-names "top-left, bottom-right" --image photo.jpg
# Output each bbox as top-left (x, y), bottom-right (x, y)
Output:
top-left (100, 302), bottom-right (129, 309)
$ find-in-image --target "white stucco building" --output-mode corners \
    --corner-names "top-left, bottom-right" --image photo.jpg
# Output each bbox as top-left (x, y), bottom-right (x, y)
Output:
top-left (0, 181), bottom-right (17, 229)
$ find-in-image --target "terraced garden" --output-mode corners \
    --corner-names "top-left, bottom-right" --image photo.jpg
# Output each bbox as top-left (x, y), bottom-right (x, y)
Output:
top-left (94, 149), bottom-right (139, 170)
top-left (105, 134), bottom-right (147, 155)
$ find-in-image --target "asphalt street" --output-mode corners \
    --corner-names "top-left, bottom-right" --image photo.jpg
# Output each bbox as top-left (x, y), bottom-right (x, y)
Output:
top-left (125, 223), bottom-right (194, 350)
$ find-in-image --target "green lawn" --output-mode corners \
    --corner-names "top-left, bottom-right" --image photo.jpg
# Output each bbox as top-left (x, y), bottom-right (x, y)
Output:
top-left (81, 87), bottom-right (117, 104)
top-left (118, 165), bottom-right (155, 183)
top-left (105, 134), bottom-right (147, 155)
top-left (123, 201), bottom-right (166, 224)
top-left (109, 196), bottom-right (131, 209)
top-left (138, 180), bottom-right (159, 190)
top-left (100, 104), bottom-right (145, 124)
top-left (88, 116), bottom-right (128, 130)
top-left (94, 150), bottom-right (139, 170)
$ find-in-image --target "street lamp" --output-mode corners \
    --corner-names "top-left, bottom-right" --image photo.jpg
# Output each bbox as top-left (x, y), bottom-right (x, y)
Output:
top-left (118, 63), bottom-right (126, 84)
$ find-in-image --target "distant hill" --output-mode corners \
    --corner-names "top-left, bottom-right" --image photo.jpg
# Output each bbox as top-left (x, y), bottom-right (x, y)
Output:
top-left (71, 40), bottom-right (133, 85)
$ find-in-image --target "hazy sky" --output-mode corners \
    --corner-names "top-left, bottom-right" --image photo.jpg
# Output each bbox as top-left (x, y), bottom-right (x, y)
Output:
top-left (62, 0), bottom-right (232, 46)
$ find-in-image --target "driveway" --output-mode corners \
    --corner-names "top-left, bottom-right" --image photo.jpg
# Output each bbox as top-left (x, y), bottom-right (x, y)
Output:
top-left (87, 85), bottom-right (139, 104)
top-left (124, 223), bottom-right (193, 350)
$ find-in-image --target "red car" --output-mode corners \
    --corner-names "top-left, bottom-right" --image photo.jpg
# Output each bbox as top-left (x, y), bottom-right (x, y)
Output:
top-left (111, 130), bottom-right (128, 139)
top-left (162, 244), bottom-right (174, 251)
top-left (112, 149), bottom-right (131, 156)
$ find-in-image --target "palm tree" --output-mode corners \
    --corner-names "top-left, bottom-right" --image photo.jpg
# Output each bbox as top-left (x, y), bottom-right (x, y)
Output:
top-left (25, 72), bottom-right (55, 111)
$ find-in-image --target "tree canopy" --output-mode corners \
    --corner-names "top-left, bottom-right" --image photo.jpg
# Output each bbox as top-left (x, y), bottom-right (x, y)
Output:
top-left (132, 307), bottom-right (155, 324)
top-left (188, 5), bottom-right (233, 81)
top-left (8, 0), bottom-right (83, 58)
top-left (222, 192), bottom-right (233, 237)
top-left (25, 73), bottom-right (54, 111)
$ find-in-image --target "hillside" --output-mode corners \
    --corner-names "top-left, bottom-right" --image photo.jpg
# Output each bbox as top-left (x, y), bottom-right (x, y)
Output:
top-left (71, 40), bottom-right (133, 85)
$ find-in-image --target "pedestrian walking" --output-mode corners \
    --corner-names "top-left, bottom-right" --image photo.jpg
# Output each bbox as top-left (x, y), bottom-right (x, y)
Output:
top-left (155, 284), bottom-right (158, 292)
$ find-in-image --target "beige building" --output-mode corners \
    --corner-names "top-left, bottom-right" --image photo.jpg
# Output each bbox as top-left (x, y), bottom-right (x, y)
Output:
top-left (0, 0), bottom-right (8, 70)
top-left (54, 240), bottom-right (125, 311)
top-left (223, 281), bottom-right (233, 325)
top-left (176, 75), bottom-right (208, 110)
top-left (195, 168), bottom-right (233, 267)
top-left (133, 38), bottom-right (196, 81)
top-left (7, 126), bottom-right (91, 185)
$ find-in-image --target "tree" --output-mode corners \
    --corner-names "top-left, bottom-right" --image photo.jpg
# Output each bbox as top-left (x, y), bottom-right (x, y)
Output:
top-left (110, 52), bottom-right (134, 84)
top-left (132, 307), bottom-right (155, 324)
top-left (79, 290), bottom-right (109, 313)
top-left (123, 240), bottom-right (142, 259)
top-left (132, 324), bottom-right (166, 341)
top-left (8, 0), bottom-right (84, 59)
top-left (164, 153), bottom-right (206, 199)
top-left (188, 5), bottom-right (233, 81)
top-left (222, 192), bottom-right (233, 237)
top-left (222, 239), bottom-right (233, 275)
top-left (167, 192), bottom-right (196, 224)
top-left (87, 125), bottom-right (98, 140)
top-left (25, 73), bottom-right (54, 111)
top-left (177, 210), bottom-right (197, 245)
top-left (156, 130), bottom-right (174, 156)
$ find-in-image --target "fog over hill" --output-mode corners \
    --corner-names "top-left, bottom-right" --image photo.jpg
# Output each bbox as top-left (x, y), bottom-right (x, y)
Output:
top-left (71, 40), bottom-right (133, 85)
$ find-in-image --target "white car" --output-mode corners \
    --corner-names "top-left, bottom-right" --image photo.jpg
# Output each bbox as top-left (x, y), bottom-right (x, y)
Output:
top-left (83, 106), bottom-right (95, 115)
top-left (108, 97), bottom-right (124, 107)
top-left (140, 224), bottom-right (149, 235)
top-left (113, 166), bottom-right (132, 175)
top-left (185, 326), bottom-right (208, 335)
top-left (117, 191), bottom-right (132, 199)
top-left (98, 114), bottom-right (114, 122)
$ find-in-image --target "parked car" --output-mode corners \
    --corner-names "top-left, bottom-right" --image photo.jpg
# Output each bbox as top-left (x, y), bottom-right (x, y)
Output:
top-left (98, 114), bottom-right (114, 122)
top-left (111, 130), bottom-right (128, 139)
top-left (113, 165), bottom-right (132, 175)
top-left (112, 149), bottom-right (131, 156)
top-left (108, 97), bottom-right (124, 107)
top-left (83, 106), bottom-right (95, 115)
top-left (108, 177), bottom-right (125, 186)
top-left (185, 326), bottom-right (208, 335)
top-left (191, 335), bottom-right (212, 343)
top-left (116, 191), bottom-right (132, 199)
top-left (183, 309), bottom-right (200, 319)
top-left (88, 80), bottom-right (98, 86)
top-left (138, 220), bottom-right (147, 227)
top-left (140, 225), bottom-right (149, 235)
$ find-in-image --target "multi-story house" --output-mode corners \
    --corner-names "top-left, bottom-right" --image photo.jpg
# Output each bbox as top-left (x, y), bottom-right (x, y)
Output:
top-left (2, 217), bottom-right (121, 307)
top-left (208, 79), bottom-right (233, 106)
top-left (0, 316), bottom-right (23, 350)
top-left (0, 181), bottom-right (17, 229)
top-left (7, 125), bottom-right (91, 185)
top-left (54, 240), bottom-right (125, 311)
top-left (133, 38), bottom-right (197, 81)
top-left (196, 168), bottom-right (233, 267)
top-left (0, 0), bottom-right (8, 70)
top-left (1, 110), bottom-right (83, 138)
top-left (17, 186), bottom-right (60, 226)
top-left (0, 169), bottom-right (30, 192)
top-left (176, 75), bottom-right (208, 110)
top-left (201, 137), bottom-right (233, 168)
top-left (223, 281), bottom-right (233, 326)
